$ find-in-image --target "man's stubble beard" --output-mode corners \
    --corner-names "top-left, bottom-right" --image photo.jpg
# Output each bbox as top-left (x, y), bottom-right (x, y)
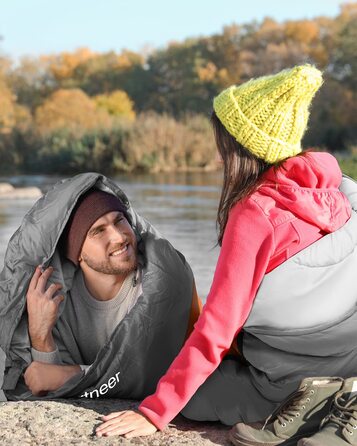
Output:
top-left (81, 251), bottom-right (138, 276)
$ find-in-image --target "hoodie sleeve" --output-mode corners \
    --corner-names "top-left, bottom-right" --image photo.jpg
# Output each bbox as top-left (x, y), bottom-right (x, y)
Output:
top-left (31, 346), bottom-right (62, 364)
top-left (139, 198), bottom-right (276, 430)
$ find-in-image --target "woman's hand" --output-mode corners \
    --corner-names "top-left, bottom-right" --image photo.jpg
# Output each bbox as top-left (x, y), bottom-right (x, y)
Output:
top-left (96, 410), bottom-right (157, 438)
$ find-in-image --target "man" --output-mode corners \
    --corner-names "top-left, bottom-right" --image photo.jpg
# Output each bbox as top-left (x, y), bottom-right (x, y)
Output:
top-left (0, 173), bottom-right (201, 401)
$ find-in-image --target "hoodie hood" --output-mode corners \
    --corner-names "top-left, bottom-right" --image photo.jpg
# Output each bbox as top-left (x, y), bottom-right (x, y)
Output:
top-left (259, 152), bottom-right (351, 232)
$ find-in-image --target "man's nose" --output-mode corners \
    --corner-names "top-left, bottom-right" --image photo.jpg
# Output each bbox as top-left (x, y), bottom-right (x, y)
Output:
top-left (108, 224), bottom-right (126, 242)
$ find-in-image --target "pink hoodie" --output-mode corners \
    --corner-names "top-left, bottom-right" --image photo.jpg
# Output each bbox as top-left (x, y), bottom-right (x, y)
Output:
top-left (139, 152), bottom-right (351, 430)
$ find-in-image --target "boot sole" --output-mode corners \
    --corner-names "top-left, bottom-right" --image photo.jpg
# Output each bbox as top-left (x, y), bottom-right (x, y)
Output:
top-left (228, 430), bottom-right (307, 446)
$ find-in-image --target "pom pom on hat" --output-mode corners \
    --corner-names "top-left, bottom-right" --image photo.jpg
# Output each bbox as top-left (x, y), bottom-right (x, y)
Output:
top-left (213, 64), bottom-right (323, 163)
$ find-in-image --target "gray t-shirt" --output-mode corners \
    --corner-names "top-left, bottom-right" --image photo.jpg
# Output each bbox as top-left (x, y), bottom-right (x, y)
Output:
top-left (31, 268), bottom-right (142, 370)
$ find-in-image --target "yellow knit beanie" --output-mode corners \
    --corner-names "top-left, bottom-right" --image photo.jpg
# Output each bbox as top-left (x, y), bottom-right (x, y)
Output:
top-left (213, 65), bottom-right (323, 163)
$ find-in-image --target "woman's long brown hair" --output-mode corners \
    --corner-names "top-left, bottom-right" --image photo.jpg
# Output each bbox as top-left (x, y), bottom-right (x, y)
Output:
top-left (211, 111), bottom-right (272, 246)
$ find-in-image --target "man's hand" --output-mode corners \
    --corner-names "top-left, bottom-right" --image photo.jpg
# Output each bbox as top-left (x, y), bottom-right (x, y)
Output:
top-left (96, 410), bottom-right (157, 438)
top-left (26, 266), bottom-right (64, 351)
top-left (24, 362), bottom-right (81, 396)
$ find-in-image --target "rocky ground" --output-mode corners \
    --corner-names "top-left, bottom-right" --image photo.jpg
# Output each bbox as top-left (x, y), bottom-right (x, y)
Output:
top-left (0, 399), bottom-right (232, 445)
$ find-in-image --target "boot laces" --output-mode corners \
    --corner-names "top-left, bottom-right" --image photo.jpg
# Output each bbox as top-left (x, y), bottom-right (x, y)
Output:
top-left (320, 393), bottom-right (357, 436)
top-left (262, 385), bottom-right (313, 430)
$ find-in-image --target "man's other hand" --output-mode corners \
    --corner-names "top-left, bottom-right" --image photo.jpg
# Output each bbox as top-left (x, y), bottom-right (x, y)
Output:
top-left (24, 362), bottom-right (81, 396)
top-left (26, 266), bottom-right (64, 350)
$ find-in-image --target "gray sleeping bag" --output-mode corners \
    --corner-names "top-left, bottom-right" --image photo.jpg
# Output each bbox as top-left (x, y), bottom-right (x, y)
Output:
top-left (0, 173), bottom-right (193, 401)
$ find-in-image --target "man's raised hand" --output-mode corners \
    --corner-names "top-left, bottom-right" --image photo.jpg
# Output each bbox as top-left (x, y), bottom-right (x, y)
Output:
top-left (26, 266), bottom-right (64, 351)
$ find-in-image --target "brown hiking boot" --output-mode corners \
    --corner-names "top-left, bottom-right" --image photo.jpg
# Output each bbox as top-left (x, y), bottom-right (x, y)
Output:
top-left (229, 377), bottom-right (343, 446)
top-left (298, 377), bottom-right (357, 445)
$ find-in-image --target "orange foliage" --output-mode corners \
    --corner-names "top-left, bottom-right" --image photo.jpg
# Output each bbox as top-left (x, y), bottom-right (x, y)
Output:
top-left (339, 2), bottom-right (357, 19)
top-left (285, 20), bottom-right (320, 44)
top-left (43, 48), bottom-right (95, 81)
top-left (197, 62), bottom-right (218, 82)
top-left (14, 104), bottom-right (32, 132)
top-left (114, 50), bottom-right (144, 69)
top-left (35, 88), bottom-right (112, 135)
top-left (0, 81), bottom-right (16, 133)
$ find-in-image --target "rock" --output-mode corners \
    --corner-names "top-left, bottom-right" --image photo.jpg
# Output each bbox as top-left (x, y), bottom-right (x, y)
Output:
top-left (0, 399), bottom-right (231, 445)
top-left (0, 183), bottom-right (14, 194)
top-left (0, 183), bottom-right (42, 199)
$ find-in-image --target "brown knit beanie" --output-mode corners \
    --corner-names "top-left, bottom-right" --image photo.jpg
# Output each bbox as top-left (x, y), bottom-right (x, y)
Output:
top-left (63, 189), bottom-right (129, 265)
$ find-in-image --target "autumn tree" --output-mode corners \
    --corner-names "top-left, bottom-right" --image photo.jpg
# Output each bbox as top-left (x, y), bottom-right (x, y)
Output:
top-left (68, 50), bottom-right (145, 95)
top-left (44, 47), bottom-right (95, 83)
top-left (35, 88), bottom-right (112, 135)
top-left (9, 56), bottom-right (56, 110)
top-left (302, 3), bottom-right (357, 151)
top-left (0, 45), bottom-right (35, 171)
top-left (144, 39), bottom-right (222, 115)
top-left (94, 90), bottom-right (135, 121)
top-left (1, 4), bottom-right (357, 172)
top-left (331, 3), bottom-right (357, 90)
top-left (0, 79), bottom-right (16, 133)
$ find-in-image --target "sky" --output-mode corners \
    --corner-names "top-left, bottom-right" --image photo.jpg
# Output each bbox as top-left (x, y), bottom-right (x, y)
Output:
top-left (0, 0), bottom-right (349, 59)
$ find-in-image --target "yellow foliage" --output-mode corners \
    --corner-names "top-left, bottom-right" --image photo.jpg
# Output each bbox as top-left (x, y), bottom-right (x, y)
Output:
top-left (339, 2), bottom-right (357, 19)
top-left (94, 90), bottom-right (135, 121)
top-left (35, 88), bottom-right (112, 135)
top-left (0, 57), bottom-right (12, 76)
top-left (0, 81), bottom-right (16, 134)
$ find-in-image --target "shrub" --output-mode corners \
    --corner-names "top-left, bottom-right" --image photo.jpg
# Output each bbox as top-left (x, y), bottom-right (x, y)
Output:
top-left (121, 112), bottom-right (216, 172)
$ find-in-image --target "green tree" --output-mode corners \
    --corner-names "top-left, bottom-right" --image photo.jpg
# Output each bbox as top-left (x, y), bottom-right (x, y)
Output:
top-left (9, 56), bottom-right (56, 111)
top-left (305, 78), bottom-right (357, 151)
top-left (331, 3), bottom-right (357, 90)
top-left (144, 39), bottom-right (221, 115)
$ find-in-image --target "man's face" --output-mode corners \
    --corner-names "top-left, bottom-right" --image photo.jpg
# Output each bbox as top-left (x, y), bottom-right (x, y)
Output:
top-left (80, 211), bottom-right (137, 276)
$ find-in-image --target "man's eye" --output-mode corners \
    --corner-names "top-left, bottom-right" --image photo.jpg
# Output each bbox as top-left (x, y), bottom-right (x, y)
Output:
top-left (93, 228), bottom-right (104, 236)
top-left (115, 218), bottom-right (124, 225)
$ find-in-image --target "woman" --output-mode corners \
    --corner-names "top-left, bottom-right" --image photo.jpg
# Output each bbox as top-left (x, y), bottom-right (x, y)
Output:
top-left (95, 65), bottom-right (357, 442)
